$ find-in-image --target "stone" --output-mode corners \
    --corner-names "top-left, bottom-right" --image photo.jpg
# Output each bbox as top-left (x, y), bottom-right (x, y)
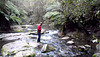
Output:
top-left (85, 45), bottom-right (91, 48)
top-left (14, 49), bottom-right (35, 57)
top-left (78, 46), bottom-right (86, 49)
top-left (1, 40), bottom-right (29, 56)
top-left (60, 37), bottom-right (69, 40)
top-left (92, 39), bottom-right (98, 43)
top-left (41, 44), bottom-right (55, 53)
top-left (67, 41), bottom-right (74, 44)
top-left (41, 44), bottom-right (47, 53)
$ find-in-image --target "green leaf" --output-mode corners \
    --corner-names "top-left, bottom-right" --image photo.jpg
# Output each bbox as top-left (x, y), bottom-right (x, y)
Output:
top-left (10, 16), bottom-right (22, 24)
top-left (6, 1), bottom-right (20, 15)
top-left (44, 11), bottom-right (60, 18)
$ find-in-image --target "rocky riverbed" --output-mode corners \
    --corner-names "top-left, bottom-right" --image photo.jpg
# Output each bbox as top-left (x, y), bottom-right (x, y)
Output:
top-left (0, 25), bottom-right (98, 57)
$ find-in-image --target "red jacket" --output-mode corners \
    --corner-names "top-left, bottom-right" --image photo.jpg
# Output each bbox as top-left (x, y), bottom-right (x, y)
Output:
top-left (37, 25), bottom-right (41, 33)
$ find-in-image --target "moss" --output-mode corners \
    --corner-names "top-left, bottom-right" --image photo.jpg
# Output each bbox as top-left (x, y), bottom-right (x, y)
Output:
top-left (47, 45), bottom-right (55, 52)
top-left (1, 48), bottom-right (5, 55)
top-left (1, 48), bottom-right (8, 56)
top-left (78, 48), bottom-right (82, 51)
top-left (30, 52), bottom-right (35, 57)
top-left (9, 51), bottom-right (15, 55)
top-left (16, 30), bottom-right (23, 32)
top-left (92, 54), bottom-right (96, 57)
top-left (24, 45), bottom-right (30, 48)
top-left (97, 39), bottom-right (100, 43)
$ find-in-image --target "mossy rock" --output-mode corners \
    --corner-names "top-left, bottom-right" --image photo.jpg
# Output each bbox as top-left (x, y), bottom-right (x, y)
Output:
top-left (1, 47), bottom-right (17, 56)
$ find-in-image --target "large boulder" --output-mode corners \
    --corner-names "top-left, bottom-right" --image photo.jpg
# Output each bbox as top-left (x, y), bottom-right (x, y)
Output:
top-left (1, 40), bottom-right (29, 56)
top-left (41, 44), bottom-right (55, 53)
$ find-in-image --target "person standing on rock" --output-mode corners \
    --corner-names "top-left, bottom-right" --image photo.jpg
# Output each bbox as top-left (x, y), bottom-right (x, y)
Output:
top-left (37, 22), bottom-right (43, 42)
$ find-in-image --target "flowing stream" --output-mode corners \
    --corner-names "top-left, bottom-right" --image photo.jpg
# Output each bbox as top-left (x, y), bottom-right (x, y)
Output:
top-left (0, 25), bottom-right (96, 57)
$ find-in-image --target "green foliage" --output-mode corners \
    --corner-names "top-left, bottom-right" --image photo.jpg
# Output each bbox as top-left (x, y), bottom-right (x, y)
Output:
top-left (44, 1), bottom-right (65, 28)
top-left (44, 11), bottom-right (65, 27)
top-left (43, 11), bottom-right (60, 19)
top-left (95, 11), bottom-right (100, 19)
top-left (10, 16), bottom-right (22, 24)
top-left (6, 1), bottom-right (20, 15)
top-left (0, 0), bottom-right (28, 25)
top-left (44, 0), bottom-right (99, 34)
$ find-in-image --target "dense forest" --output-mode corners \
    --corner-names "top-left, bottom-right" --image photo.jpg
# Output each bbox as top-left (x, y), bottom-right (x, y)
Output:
top-left (0, 0), bottom-right (100, 35)
top-left (0, 0), bottom-right (100, 57)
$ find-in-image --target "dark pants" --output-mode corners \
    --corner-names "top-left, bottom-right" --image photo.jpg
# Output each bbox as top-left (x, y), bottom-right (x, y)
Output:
top-left (37, 33), bottom-right (41, 42)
